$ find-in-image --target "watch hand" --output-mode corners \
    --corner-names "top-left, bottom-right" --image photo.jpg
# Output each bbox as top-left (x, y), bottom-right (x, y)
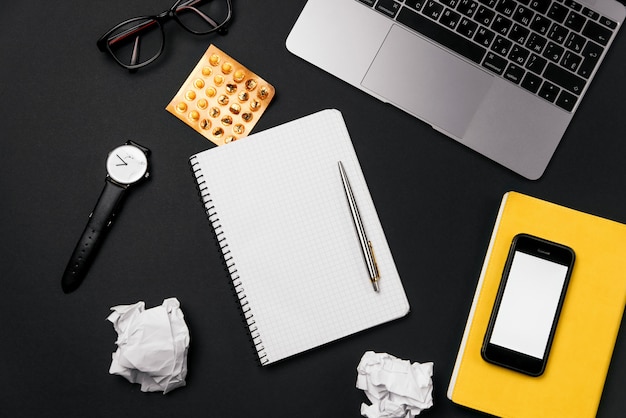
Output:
top-left (115, 154), bottom-right (128, 166)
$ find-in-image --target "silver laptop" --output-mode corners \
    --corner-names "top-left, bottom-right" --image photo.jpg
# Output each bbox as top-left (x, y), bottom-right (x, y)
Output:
top-left (286, 0), bottom-right (625, 179)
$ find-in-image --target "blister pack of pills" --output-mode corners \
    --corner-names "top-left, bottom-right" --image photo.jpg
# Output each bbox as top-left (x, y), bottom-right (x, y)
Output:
top-left (166, 44), bottom-right (275, 146)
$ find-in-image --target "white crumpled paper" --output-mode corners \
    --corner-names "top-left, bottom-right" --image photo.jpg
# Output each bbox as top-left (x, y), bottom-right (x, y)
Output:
top-left (356, 351), bottom-right (434, 418)
top-left (107, 297), bottom-right (190, 394)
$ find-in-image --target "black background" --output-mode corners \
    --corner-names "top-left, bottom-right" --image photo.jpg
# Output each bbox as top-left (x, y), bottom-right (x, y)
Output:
top-left (1, 1), bottom-right (624, 417)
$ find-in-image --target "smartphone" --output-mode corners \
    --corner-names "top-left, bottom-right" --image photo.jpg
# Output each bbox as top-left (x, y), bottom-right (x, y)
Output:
top-left (481, 233), bottom-right (575, 376)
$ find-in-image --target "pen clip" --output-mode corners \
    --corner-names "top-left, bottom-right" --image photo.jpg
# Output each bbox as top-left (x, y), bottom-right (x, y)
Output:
top-left (368, 241), bottom-right (380, 281)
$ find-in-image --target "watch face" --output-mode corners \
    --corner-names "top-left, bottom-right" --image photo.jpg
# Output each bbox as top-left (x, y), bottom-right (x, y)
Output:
top-left (106, 144), bottom-right (148, 184)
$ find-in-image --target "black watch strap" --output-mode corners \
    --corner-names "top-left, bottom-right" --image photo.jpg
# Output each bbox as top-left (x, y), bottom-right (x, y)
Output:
top-left (61, 180), bottom-right (127, 293)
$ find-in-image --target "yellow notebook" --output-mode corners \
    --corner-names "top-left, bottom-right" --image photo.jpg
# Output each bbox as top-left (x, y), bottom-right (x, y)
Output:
top-left (447, 191), bottom-right (626, 417)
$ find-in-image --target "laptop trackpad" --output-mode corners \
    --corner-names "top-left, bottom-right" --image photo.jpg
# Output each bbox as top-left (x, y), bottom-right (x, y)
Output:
top-left (362, 25), bottom-right (493, 138)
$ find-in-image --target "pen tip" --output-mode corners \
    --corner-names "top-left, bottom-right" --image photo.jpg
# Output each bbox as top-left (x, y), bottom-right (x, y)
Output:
top-left (372, 281), bottom-right (379, 292)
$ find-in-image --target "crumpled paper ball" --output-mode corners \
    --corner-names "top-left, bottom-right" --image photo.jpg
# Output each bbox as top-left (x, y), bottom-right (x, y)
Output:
top-left (356, 351), bottom-right (434, 418)
top-left (107, 297), bottom-right (190, 394)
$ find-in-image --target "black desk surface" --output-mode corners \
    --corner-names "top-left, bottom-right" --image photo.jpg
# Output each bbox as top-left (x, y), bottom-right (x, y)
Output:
top-left (1, 1), bottom-right (624, 416)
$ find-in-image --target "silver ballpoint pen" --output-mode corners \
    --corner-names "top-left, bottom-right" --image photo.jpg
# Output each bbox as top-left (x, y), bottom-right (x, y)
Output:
top-left (338, 161), bottom-right (380, 292)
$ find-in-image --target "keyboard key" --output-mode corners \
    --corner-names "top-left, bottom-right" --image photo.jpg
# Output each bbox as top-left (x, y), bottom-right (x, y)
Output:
top-left (526, 53), bottom-right (547, 74)
top-left (563, 0), bottom-right (582, 11)
top-left (375, 0), bottom-right (402, 18)
top-left (406, 0), bottom-right (426, 11)
top-left (561, 50), bottom-right (582, 72)
top-left (513, 5), bottom-right (534, 27)
top-left (478, 0), bottom-right (498, 8)
top-left (521, 72), bottom-right (542, 93)
top-left (457, 0), bottom-right (478, 17)
top-left (509, 44), bottom-right (530, 65)
top-left (582, 20), bottom-right (612, 45)
top-left (529, 0), bottom-right (551, 14)
top-left (396, 7), bottom-right (487, 64)
top-left (565, 32), bottom-right (586, 53)
top-left (577, 40), bottom-right (603, 78)
top-left (358, 0), bottom-right (376, 6)
top-left (581, 7), bottom-right (599, 21)
top-left (564, 11), bottom-right (586, 32)
top-left (547, 23), bottom-right (569, 44)
top-left (441, 0), bottom-right (460, 8)
top-left (423, 0), bottom-right (445, 20)
top-left (526, 32), bottom-right (547, 53)
top-left (599, 16), bottom-right (617, 29)
top-left (440, 8), bottom-right (462, 29)
top-left (547, 3), bottom-right (568, 23)
top-left (457, 17), bottom-right (479, 37)
top-left (530, 15), bottom-right (551, 35)
top-left (496, 0), bottom-right (517, 16)
top-left (538, 80), bottom-right (560, 102)
top-left (492, 35), bottom-right (513, 56)
top-left (544, 62), bottom-right (585, 94)
top-left (556, 90), bottom-right (577, 111)
top-left (474, 26), bottom-right (496, 47)
top-left (482, 51), bottom-right (508, 74)
top-left (509, 23), bottom-right (530, 44)
top-left (492, 15), bottom-right (513, 35)
top-left (543, 42), bottom-right (565, 62)
top-left (504, 63), bottom-right (525, 83)
top-left (475, 6), bottom-right (495, 26)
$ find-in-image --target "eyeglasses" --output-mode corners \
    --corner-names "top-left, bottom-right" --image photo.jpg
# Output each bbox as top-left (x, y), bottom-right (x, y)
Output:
top-left (97, 0), bottom-right (233, 71)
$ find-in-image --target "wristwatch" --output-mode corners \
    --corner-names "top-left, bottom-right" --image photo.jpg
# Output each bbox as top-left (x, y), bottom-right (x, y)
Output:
top-left (61, 141), bottom-right (151, 293)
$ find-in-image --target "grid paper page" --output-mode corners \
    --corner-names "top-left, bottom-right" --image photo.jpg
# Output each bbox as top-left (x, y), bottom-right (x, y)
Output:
top-left (191, 109), bottom-right (410, 364)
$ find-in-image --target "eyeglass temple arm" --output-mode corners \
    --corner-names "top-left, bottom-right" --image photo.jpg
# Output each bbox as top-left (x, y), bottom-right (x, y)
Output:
top-left (101, 19), bottom-right (159, 48)
top-left (130, 36), bottom-right (141, 67)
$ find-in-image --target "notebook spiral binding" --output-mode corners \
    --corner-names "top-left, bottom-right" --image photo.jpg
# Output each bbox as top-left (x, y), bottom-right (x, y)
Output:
top-left (190, 156), bottom-right (269, 365)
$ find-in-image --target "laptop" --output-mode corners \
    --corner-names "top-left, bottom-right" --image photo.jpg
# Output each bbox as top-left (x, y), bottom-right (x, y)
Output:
top-left (286, 0), bottom-right (625, 179)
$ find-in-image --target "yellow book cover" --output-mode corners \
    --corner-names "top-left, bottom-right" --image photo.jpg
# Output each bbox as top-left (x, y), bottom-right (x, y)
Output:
top-left (447, 191), bottom-right (626, 417)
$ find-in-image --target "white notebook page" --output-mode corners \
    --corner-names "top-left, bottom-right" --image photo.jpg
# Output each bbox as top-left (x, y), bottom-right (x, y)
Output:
top-left (191, 109), bottom-right (409, 364)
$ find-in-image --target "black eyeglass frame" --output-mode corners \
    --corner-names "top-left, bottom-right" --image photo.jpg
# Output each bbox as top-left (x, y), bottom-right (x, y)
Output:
top-left (97, 0), bottom-right (233, 71)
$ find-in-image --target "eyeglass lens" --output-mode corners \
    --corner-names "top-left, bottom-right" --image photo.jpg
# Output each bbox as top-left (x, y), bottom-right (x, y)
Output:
top-left (107, 18), bottom-right (164, 68)
top-left (105, 0), bottom-right (231, 69)
top-left (175, 0), bottom-right (231, 33)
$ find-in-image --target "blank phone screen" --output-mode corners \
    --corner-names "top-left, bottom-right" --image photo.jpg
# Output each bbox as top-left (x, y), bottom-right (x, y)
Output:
top-left (489, 251), bottom-right (568, 359)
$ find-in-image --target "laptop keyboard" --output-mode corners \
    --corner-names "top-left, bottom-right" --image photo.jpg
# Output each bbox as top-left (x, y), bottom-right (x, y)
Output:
top-left (357, 0), bottom-right (618, 111)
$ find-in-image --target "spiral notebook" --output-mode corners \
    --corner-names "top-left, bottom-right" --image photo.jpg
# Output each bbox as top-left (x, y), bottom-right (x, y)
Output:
top-left (190, 109), bottom-right (410, 365)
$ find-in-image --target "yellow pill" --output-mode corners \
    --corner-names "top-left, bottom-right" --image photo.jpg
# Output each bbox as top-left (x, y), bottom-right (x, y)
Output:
top-left (238, 91), bottom-right (249, 102)
top-left (250, 99), bottom-right (261, 111)
top-left (197, 98), bottom-right (208, 109)
top-left (185, 90), bottom-right (196, 101)
top-left (233, 124), bottom-right (245, 135)
top-left (209, 54), bottom-right (221, 66)
top-left (209, 107), bottom-right (220, 118)
top-left (221, 115), bottom-right (233, 126)
top-left (241, 112), bottom-right (253, 122)
top-left (194, 79), bottom-right (205, 89)
top-left (217, 95), bottom-right (229, 105)
top-left (245, 79), bottom-right (257, 91)
top-left (233, 69), bottom-right (246, 82)
top-left (257, 86), bottom-right (270, 100)
top-left (199, 119), bottom-right (211, 130)
top-left (176, 102), bottom-right (188, 113)
top-left (202, 66), bottom-right (212, 76)
top-left (225, 83), bottom-right (237, 94)
top-left (205, 87), bottom-right (217, 97)
top-left (214, 75), bottom-right (224, 86)
top-left (189, 110), bottom-right (200, 121)
top-left (229, 103), bottom-right (241, 114)
top-left (212, 127), bottom-right (224, 138)
top-left (221, 62), bottom-right (233, 74)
